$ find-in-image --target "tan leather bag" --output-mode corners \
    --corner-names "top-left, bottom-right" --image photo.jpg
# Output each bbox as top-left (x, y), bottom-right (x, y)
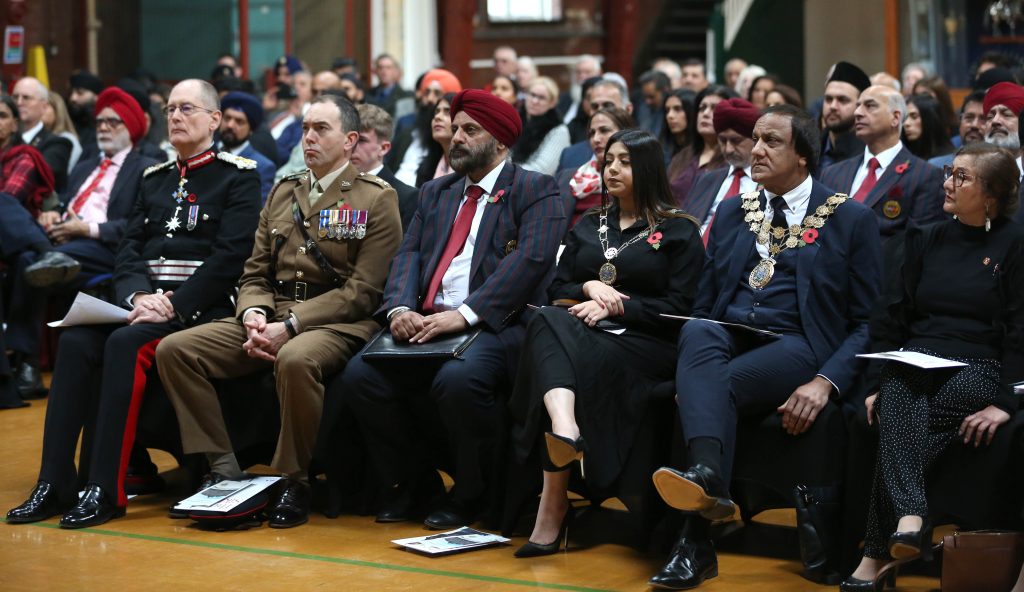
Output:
top-left (942, 530), bottom-right (1024, 592)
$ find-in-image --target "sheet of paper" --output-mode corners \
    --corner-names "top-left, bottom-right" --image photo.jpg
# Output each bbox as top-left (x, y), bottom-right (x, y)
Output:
top-left (1012, 381), bottom-right (1023, 395)
top-left (48, 292), bottom-right (130, 327)
top-left (659, 314), bottom-right (782, 338)
top-left (856, 351), bottom-right (969, 369)
top-left (173, 476), bottom-right (281, 512)
top-left (392, 527), bottom-right (510, 555)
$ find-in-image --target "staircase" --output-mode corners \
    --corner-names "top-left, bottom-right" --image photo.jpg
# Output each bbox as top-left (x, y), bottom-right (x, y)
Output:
top-left (636, 0), bottom-right (718, 70)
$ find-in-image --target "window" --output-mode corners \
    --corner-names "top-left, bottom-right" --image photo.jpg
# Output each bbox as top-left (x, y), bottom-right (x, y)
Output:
top-left (487, 0), bottom-right (562, 23)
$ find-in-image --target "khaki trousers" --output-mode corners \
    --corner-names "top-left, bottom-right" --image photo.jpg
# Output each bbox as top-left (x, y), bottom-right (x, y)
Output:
top-left (156, 317), bottom-right (357, 477)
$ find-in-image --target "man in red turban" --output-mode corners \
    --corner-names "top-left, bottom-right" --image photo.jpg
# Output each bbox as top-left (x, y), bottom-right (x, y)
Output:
top-left (983, 81), bottom-right (1024, 151)
top-left (9, 87), bottom-right (163, 400)
top-left (328, 87), bottom-right (567, 531)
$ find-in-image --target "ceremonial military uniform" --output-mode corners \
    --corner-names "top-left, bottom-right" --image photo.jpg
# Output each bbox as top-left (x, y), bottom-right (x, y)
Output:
top-left (156, 163), bottom-right (402, 481)
top-left (35, 148), bottom-right (261, 515)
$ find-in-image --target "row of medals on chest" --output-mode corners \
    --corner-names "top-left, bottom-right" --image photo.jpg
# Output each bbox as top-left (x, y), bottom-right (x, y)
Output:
top-left (744, 191), bottom-right (848, 289)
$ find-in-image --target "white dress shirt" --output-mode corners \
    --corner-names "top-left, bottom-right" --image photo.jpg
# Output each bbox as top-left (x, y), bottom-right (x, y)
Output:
top-left (21, 121), bottom-right (43, 145)
top-left (850, 141), bottom-right (903, 197)
top-left (228, 140), bottom-right (251, 156)
top-left (395, 130), bottom-right (427, 187)
top-left (756, 174), bottom-right (813, 260)
top-left (701, 165), bottom-right (756, 234)
top-left (1016, 155), bottom-right (1023, 180)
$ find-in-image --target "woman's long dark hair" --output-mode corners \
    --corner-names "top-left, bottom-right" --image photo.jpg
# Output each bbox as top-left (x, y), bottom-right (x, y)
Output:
top-left (903, 94), bottom-right (954, 161)
top-left (0, 95), bottom-right (23, 148)
top-left (659, 88), bottom-right (696, 156)
top-left (599, 129), bottom-right (696, 228)
top-left (414, 91), bottom-right (457, 187)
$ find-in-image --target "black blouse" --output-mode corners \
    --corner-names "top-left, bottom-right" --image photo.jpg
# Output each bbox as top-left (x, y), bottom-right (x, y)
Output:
top-left (549, 204), bottom-right (705, 339)
top-left (870, 217), bottom-right (1024, 412)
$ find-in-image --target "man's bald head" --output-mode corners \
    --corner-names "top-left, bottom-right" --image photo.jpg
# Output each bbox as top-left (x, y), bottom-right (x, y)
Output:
top-left (313, 70), bottom-right (343, 97)
top-left (12, 77), bottom-right (49, 127)
top-left (854, 85), bottom-right (906, 150)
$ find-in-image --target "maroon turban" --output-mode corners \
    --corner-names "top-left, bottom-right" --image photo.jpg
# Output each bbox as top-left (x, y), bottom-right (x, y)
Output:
top-left (983, 82), bottom-right (1024, 117)
top-left (95, 87), bottom-right (146, 144)
top-left (712, 98), bottom-right (760, 138)
top-left (450, 89), bottom-right (523, 147)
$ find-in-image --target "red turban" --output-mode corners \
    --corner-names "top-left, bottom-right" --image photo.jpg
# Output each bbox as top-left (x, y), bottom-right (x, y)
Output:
top-left (420, 69), bottom-right (463, 95)
top-left (713, 98), bottom-right (760, 138)
top-left (450, 89), bottom-right (523, 147)
top-left (95, 87), bottom-right (146, 144)
top-left (983, 82), bottom-right (1024, 117)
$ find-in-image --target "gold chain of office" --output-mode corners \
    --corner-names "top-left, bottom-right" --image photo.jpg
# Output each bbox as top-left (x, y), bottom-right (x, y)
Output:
top-left (740, 190), bottom-right (850, 256)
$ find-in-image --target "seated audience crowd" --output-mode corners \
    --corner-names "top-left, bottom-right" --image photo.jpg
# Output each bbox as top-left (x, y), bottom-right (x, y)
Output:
top-left (1, 48), bottom-right (1023, 592)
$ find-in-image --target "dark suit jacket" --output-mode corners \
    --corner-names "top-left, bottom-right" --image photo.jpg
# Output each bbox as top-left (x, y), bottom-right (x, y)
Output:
top-left (556, 140), bottom-right (592, 173)
top-left (376, 165), bottom-right (418, 232)
top-left (1016, 182), bottom-right (1024, 224)
top-left (61, 150), bottom-right (159, 247)
top-left (678, 166), bottom-right (731, 225)
top-left (238, 143), bottom-right (276, 200)
top-left (697, 179), bottom-right (882, 395)
top-left (379, 161), bottom-right (567, 333)
top-left (367, 84), bottom-right (413, 116)
top-left (818, 146), bottom-right (945, 239)
top-left (29, 128), bottom-right (72, 192)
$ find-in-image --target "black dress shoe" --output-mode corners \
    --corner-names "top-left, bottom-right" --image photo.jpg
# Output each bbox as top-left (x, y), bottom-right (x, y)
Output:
top-left (268, 479), bottom-right (310, 529)
top-left (652, 465), bottom-right (736, 521)
top-left (59, 484), bottom-right (124, 529)
top-left (169, 472), bottom-right (231, 519)
top-left (15, 362), bottom-right (47, 400)
top-left (375, 471), bottom-right (445, 523)
top-left (423, 497), bottom-right (478, 530)
top-left (648, 536), bottom-right (718, 590)
top-left (24, 251), bottom-right (81, 288)
top-left (6, 481), bottom-right (73, 523)
top-left (0, 380), bottom-right (28, 409)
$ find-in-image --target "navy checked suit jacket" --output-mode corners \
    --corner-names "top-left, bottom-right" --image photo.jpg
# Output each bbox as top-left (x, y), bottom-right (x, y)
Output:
top-left (678, 167), bottom-right (731, 225)
top-left (378, 161), bottom-right (567, 333)
top-left (61, 150), bottom-right (158, 247)
top-left (696, 179), bottom-right (882, 395)
top-left (818, 146), bottom-right (945, 239)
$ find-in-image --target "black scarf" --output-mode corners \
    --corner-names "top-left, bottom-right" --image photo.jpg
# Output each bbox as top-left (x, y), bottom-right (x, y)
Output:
top-left (513, 108), bottom-right (562, 163)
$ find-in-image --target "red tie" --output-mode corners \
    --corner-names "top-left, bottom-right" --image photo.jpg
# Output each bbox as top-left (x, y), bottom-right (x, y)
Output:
top-left (702, 169), bottom-right (745, 247)
top-left (853, 157), bottom-right (880, 203)
top-left (423, 185), bottom-right (485, 313)
top-left (69, 159), bottom-right (113, 215)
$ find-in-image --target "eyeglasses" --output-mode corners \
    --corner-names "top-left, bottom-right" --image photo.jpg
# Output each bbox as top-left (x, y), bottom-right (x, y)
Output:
top-left (95, 117), bottom-right (124, 129)
top-left (942, 165), bottom-right (977, 188)
top-left (162, 103), bottom-right (214, 118)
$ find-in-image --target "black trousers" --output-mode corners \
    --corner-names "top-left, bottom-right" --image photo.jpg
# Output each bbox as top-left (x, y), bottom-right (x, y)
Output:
top-left (675, 319), bottom-right (818, 484)
top-left (6, 238), bottom-right (116, 357)
top-left (331, 330), bottom-right (508, 504)
top-left (862, 351), bottom-right (1000, 558)
top-left (0, 191), bottom-right (48, 257)
top-left (38, 321), bottom-right (182, 506)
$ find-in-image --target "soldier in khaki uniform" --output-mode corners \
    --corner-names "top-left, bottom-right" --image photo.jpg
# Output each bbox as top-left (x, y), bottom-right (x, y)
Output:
top-left (156, 94), bottom-right (402, 528)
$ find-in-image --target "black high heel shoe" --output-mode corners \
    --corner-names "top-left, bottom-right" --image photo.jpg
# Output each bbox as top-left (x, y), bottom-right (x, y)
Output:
top-left (839, 558), bottom-right (905, 591)
top-left (544, 432), bottom-right (585, 476)
top-left (888, 518), bottom-right (934, 560)
top-left (514, 505), bottom-right (575, 558)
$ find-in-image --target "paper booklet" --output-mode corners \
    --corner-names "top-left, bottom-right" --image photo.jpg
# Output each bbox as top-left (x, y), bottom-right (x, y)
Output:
top-left (392, 527), bottom-right (511, 556)
top-left (172, 476), bottom-right (281, 513)
top-left (659, 314), bottom-right (782, 338)
top-left (1014, 381), bottom-right (1024, 395)
top-left (48, 292), bottom-right (130, 327)
top-left (856, 351), bottom-right (969, 369)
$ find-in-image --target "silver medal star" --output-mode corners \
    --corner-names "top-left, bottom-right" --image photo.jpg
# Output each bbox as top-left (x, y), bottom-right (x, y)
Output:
top-left (165, 217), bottom-right (181, 231)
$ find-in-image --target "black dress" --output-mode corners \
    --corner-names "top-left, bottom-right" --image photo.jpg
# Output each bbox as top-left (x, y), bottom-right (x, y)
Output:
top-left (861, 217), bottom-right (1024, 557)
top-left (509, 205), bottom-right (705, 496)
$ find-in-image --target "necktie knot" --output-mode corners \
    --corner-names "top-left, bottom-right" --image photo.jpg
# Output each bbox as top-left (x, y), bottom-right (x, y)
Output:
top-left (465, 185), bottom-right (485, 202)
top-left (769, 196), bottom-right (789, 229)
top-left (769, 196), bottom-right (787, 212)
top-left (100, 158), bottom-right (113, 170)
top-left (868, 157), bottom-right (880, 172)
top-left (733, 168), bottom-right (745, 179)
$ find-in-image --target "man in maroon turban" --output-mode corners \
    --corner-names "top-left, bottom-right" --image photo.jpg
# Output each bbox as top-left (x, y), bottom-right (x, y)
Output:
top-left (327, 87), bottom-right (567, 530)
top-left (7, 87), bottom-right (162, 400)
top-left (679, 97), bottom-right (760, 243)
top-left (983, 81), bottom-right (1024, 151)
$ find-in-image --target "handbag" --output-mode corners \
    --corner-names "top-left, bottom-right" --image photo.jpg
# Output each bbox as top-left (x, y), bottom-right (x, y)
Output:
top-left (941, 530), bottom-right (1024, 592)
top-left (361, 328), bottom-right (483, 360)
top-left (793, 484), bottom-right (842, 585)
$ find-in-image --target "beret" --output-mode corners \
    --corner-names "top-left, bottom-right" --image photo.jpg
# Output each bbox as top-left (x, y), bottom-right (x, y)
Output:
top-left (974, 67), bottom-right (1018, 91)
top-left (96, 87), bottom-right (146, 144)
top-left (420, 69), bottom-right (462, 95)
top-left (276, 55), bottom-right (303, 75)
top-left (713, 98), bottom-right (760, 138)
top-left (827, 61), bottom-right (871, 93)
top-left (69, 70), bottom-right (103, 95)
top-left (983, 82), bottom-right (1024, 117)
top-left (450, 89), bottom-right (522, 147)
top-left (221, 91), bottom-right (263, 129)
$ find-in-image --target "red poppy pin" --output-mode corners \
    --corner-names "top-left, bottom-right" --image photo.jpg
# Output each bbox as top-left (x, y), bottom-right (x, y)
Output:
top-left (894, 161), bottom-right (909, 174)
top-left (801, 228), bottom-right (818, 245)
top-left (487, 189), bottom-right (505, 204)
top-left (647, 231), bottom-right (663, 250)
top-left (187, 193), bottom-right (197, 203)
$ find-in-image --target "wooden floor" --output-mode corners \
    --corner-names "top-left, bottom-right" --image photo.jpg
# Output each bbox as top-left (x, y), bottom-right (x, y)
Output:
top-left (0, 396), bottom-right (940, 591)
